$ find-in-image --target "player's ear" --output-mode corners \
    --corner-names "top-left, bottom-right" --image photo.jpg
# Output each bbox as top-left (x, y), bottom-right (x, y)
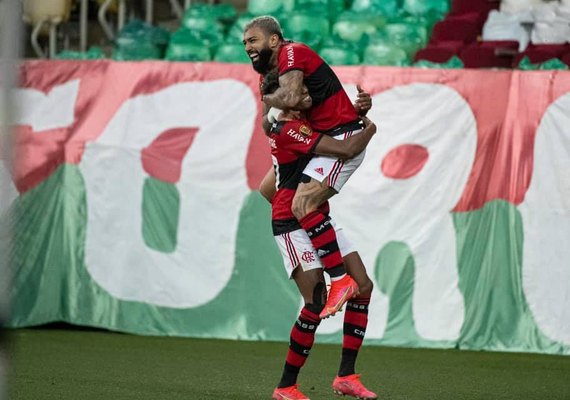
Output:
top-left (269, 34), bottom-right (280, 48)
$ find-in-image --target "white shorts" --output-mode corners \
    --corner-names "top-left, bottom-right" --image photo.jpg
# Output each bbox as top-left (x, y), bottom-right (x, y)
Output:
top-left (274, 220), bottom-right (355, 279)
top-left (303, 128), bottom-right (365, 193)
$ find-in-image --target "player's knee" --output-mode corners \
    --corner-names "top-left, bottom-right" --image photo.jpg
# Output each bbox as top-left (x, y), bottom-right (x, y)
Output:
top-left (304, 281), bottom-right (326, 314)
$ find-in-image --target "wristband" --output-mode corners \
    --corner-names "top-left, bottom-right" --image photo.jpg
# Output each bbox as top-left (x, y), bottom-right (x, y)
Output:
top-left (267, 107), bottom-right (283, 123)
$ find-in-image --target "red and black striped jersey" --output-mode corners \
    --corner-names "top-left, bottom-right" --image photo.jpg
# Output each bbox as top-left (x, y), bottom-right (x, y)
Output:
top-left (269, 119), bottom-right (329, 235)
top-left (277, 42), bottom-right (359, 133)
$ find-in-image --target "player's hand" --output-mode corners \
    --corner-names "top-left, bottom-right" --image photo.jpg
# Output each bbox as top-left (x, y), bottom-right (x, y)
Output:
top-left (354, 84), bottom-right (372, 116)
top-left (360, 116), bottom-right (376, 133)
top-left (295, 86), bottom-right (312, 110)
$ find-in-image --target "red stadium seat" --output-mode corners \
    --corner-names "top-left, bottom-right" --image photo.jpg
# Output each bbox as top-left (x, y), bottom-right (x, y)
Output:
top-left (459, 42), bottom-right (515, 68)
top-left (414, 47), bottom-right (456, 63)
top-left (562, 53), bottom-right (570, 67)
top-left (513, 44), bottom-right (570, 66)
top-left (479, 40), bottom-right (519, 54)
top-left (450, 0), bottom-right (500, 17)
top-left (431, 19), bottom-right (481, 44)
top-left (414, 41), bottom-right (464, 63)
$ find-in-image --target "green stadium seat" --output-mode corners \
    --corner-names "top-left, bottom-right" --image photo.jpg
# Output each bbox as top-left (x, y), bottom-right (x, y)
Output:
top-left (112, 19), bottom-right (169, 61)
top-left (294, 0), bottom-right (346, 19)
top-left (518, 56), bottom-right (569, 71)
top-left (382, 22), bottom-right (425, 57)
top-left (284, 11), bottom-right (330, 37)
top-left (183, 3), bottom-right (238, 29)
top-left (181, 13), bottom-right (224, 36)
top-left (402, 0), bottom-right (450, 16)
top-left (165, 29), bottom-right (213, 61)
top-left (413, 55), bottom-right (464, 68)
top-left (56, 46), bottom-right (105, 59)
top-left (363, 42), bottom-right (410, 66)
top-left (283, 11), bottom-right (330, 49)
top-left (332, 11), bottom-right (386, 45)
top-left (247, 0), bottom-right (284, 16)
top-left (226, 14), bottom-right (256, 43)
top-left (214, 43), bottom-right (251, 63)
top-left (320, 45), bottom-right (361, 65)
top-left (351, 0), bottom-right (400, 18)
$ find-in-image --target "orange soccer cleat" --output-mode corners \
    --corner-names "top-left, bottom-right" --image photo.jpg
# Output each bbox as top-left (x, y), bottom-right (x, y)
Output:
top-left (320, 274), bottom-right (359, 319)
top-left (272, 384), bottom-right (310, 400)
top-left (332, 374), bottom-right (378, 399)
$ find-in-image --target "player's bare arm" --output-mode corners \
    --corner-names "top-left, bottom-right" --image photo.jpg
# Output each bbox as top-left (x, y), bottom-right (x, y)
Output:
top-left (313, 117), bottom-right (377, 160)
top-left (259, 166), bottom-right (276, 202)
top-left (262, 70), bottom-right (309, 110)
top-left (262, 102), bottom-right (272, 134)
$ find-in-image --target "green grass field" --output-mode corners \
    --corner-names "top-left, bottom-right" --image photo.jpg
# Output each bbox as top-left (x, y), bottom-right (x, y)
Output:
top-left (8, 327), bottom-right (570, 400)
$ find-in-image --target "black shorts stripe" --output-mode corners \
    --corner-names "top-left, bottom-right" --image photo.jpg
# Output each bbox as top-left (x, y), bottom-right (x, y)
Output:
top-left (273, 218), bottom-right (302, 235)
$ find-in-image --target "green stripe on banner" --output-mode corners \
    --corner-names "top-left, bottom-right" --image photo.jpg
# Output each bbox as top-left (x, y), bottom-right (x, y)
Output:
top-left (142, 177), bottom-right (180, 253)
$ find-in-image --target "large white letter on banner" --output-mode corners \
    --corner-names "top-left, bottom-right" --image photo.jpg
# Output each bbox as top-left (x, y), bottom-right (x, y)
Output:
top-left (320, 84), bottom-right (476, 340)
top-left (12, 80), bottom-right (79, 131)
top-left (1, 80), bottom-right (80, 213)
top-left (80, 80), bottom-right (256, 308)
top-left (520, 93), bottom-right (570, 344)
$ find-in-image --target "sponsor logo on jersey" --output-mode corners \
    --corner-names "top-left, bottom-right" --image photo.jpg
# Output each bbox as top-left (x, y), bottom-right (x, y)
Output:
top-left (287, 128), bottom-right (311, 144)
top-left (301, 251), bottom-right (316, 263)
top-left (314, 167), bottom-right (324, 175)
top-left (287, 45), bottom-right (294, 67)
top-left (317, 249), bottom-right (329, 257)
top-left (299, 124), bottom-right (312, 137)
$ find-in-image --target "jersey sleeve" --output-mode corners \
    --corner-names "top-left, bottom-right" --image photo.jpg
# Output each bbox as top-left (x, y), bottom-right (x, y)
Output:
top-left (278, 43), bottom-right (311, 75)
top-left (276, 120), bottom-right (323, 155)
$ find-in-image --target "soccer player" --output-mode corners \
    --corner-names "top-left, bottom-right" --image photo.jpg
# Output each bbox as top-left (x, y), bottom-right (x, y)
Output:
top-left (244, 16), bottom-right (372, 319)
top-left (262, 71), bottom-right (378, 400)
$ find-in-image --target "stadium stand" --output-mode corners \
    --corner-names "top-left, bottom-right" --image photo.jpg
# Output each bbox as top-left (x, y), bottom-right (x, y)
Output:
top-left (17, 0), bottom-right (570, 70)
top-left (22, 0), bottom-right (73, 58)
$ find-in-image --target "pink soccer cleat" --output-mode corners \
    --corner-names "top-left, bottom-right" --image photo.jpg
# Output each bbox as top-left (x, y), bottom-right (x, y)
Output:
top-left (332, 374), bottom-right (378, 399)
top-left (320, 275), bottom-right (359, 319)
top-left (272, 384), bottom-right (310, 400)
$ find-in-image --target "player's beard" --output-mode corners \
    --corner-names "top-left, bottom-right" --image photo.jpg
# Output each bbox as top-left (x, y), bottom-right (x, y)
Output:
top-left (251, 47), bottom-right (273, 74)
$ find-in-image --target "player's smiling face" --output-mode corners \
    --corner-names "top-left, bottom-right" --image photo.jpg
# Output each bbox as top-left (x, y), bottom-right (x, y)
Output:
top-left (243, 27), bottom-right (275, 74)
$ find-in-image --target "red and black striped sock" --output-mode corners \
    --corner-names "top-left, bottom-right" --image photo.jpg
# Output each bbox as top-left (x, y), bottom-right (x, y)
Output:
top-left (278, 306), bottom-right (321, 388)
top-left (299, 210), bottom-right (346, 279)
top-left (339, 295), bottom-right (370, 377)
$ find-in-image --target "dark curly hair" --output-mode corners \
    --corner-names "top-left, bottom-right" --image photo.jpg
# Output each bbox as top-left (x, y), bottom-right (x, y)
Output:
top-left (261, 69), bottom-right (280, 96)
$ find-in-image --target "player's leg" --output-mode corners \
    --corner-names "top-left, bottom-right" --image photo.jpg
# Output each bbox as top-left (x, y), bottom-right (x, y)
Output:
top-left (292, 176), bottom-right (345, 279)
top-left (293, 192), bottom-right (359, 319)
top-left (272, 231), bottom-right (326, 399)
top-left (277, 267), bottom-right (326, 385)
top-left (293, 158), bottom-right (366, 319)
top-left (332, 251), bottom-right (377, 400)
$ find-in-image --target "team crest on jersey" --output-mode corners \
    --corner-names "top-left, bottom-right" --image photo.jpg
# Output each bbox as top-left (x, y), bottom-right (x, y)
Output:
top-left (299, 125), bottom-right (312, 137)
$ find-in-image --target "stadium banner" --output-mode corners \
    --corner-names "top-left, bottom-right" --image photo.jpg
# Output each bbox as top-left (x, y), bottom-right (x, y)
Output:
top-left (2, 61), bottom-right (569, 355)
